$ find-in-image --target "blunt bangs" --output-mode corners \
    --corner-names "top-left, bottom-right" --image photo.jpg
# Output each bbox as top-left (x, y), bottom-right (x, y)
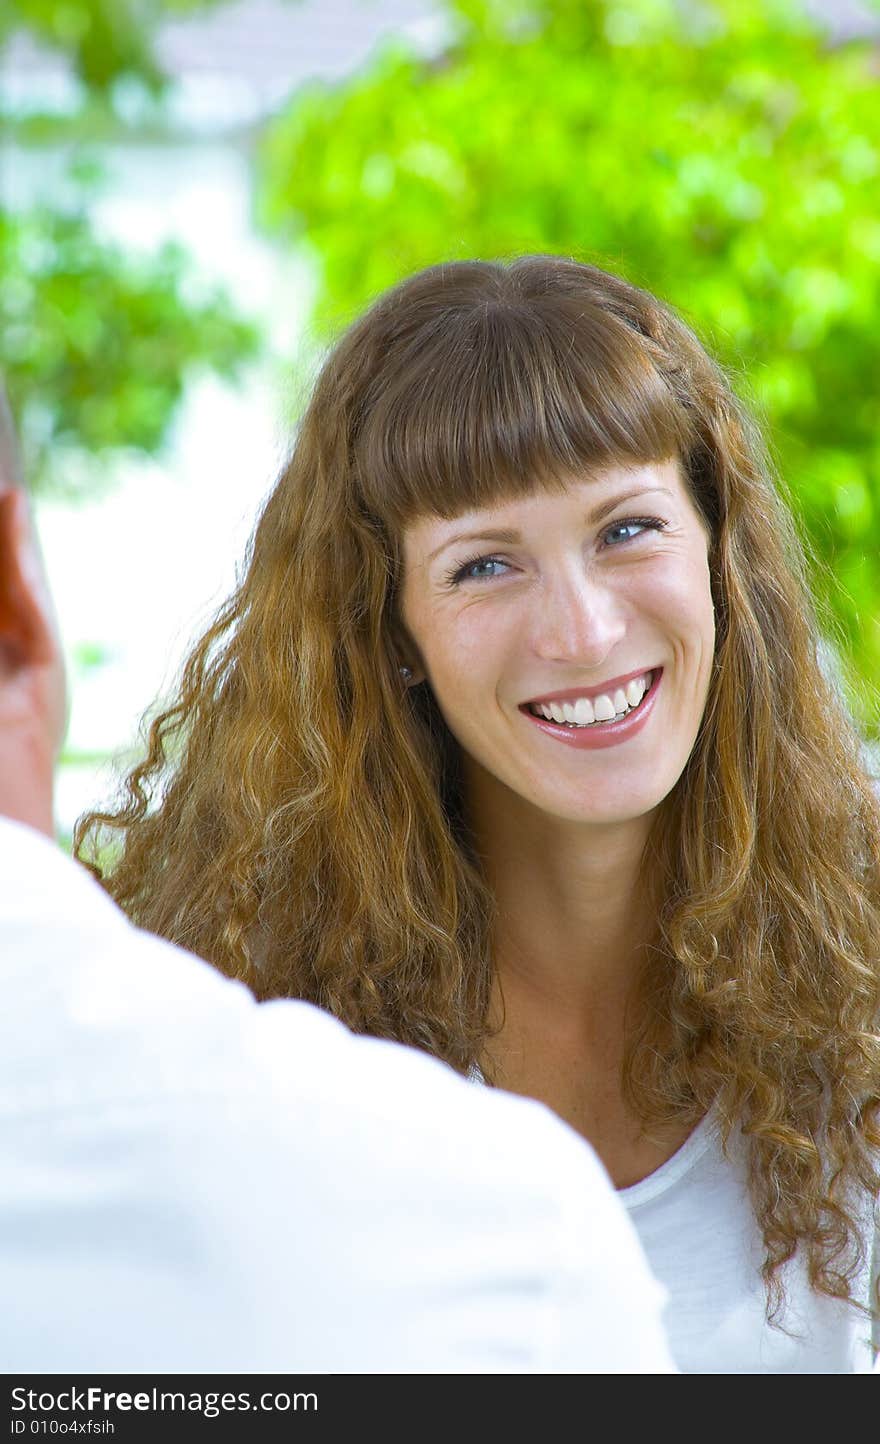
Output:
top-left (351, 261), bottom-right (699, 531)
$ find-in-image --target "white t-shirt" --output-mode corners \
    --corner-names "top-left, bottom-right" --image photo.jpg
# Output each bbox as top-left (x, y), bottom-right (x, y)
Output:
top-left (0, 815), bottom-right (675, 1374)
top-left (621, 1112), bottom-right (878, 1373)
top-left (471, 1068), bottom-right (878, 1372)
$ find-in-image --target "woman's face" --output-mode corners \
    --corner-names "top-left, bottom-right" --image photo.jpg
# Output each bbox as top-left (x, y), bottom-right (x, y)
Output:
top-left (398, 457), bottom-right (716, 828)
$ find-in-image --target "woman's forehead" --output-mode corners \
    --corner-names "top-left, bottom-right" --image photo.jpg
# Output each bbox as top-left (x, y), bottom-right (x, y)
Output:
top-left (401, 458), bottom-right (686, 550)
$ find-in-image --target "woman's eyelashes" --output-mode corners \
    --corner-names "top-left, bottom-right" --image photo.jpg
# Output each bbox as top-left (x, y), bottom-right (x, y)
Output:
top-left (603, 516), bottom-right (667, 547)
top-left (442, 516), bottom-right (668, 588)
top-left (446, 555), bottom-right (510, 586)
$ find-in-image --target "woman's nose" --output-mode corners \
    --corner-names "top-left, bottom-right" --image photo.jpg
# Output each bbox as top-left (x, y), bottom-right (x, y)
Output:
top-left (528, 572), bottom-right (627, 666)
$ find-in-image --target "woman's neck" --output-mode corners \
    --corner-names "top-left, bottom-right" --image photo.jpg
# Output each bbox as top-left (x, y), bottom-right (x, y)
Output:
top-left (466, 768), bottom-right (657, 1016)
top-left (463, 767), bottom-right (688, 1184)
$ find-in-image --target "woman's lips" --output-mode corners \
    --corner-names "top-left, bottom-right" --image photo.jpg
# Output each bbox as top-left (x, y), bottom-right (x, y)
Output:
top-left (518, 669), bottom-right (662, 750)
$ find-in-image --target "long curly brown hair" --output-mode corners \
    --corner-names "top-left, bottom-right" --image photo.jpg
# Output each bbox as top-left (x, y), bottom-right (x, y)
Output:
top-left (76, 255), bottom-right (880, 1319)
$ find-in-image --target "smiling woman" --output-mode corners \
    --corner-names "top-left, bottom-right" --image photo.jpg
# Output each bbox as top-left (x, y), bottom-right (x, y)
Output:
top-left (75, 255), bottom-right (880, 1373)
top-left (399, 457), bottom-right (714, 810)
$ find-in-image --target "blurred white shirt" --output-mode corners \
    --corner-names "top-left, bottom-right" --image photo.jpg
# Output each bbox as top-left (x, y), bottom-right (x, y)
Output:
top-left (0, 815), bottom-right (675, 1373)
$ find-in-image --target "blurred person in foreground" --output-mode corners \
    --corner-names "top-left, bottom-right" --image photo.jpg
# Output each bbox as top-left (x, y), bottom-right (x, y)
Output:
top-left (78, 256), bottom-right (880, 1372)
top-left (0, 382), bottom-right (676, 1373)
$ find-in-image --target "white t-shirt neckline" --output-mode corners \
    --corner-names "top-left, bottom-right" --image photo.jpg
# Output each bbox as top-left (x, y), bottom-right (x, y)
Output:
top-left (618, 1109), bottom-right (718, 1207)
top-left (468, 1060), bottom-right (718, 1204)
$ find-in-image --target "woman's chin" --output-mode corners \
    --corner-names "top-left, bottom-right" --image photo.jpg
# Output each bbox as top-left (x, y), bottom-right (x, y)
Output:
top-left (522, 788), bottom-right (664, 830)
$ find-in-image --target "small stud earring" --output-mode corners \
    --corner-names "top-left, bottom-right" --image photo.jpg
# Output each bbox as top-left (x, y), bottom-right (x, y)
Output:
top-left (399, 665), bottom-right (413, 681)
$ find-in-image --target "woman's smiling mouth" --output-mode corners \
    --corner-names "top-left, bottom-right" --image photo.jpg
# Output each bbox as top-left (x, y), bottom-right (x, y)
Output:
top-left (518, 668), bottom-right (663, 749)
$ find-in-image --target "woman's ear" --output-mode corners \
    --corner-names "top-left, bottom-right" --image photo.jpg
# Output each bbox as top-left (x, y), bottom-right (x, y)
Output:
top-left (387, 621), bottom-right (425, 687)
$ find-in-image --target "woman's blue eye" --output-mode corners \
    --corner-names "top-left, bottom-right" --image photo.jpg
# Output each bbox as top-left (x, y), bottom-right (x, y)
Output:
top-left (604, 519), bottom-right (644, 542)
top-left (448, 556), bottom-right (509, 585)
top-left (604, 519), bottom-right (658, 546)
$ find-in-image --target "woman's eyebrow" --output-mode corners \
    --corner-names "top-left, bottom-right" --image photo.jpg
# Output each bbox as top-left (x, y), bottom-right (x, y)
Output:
top-left (427, 487), bottom-right (674, 563)
top-left (428, 527), bottom-right (520, 562)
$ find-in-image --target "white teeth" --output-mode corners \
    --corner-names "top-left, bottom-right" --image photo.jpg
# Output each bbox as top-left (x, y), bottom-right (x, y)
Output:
top-left (626, 676), bottom-right (647, 707)
top-left (528, 671), bottom-right (654, 726)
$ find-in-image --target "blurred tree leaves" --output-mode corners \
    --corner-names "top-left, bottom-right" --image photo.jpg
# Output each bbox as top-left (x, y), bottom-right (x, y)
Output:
top-left (0, 0), bottom-right (262, 495)
top-left (0, 198), bottom-right (261, 498)
top-left (0, 0), bottom-right (234, 95)
top-left (258, 0), bottom-right (880, 721)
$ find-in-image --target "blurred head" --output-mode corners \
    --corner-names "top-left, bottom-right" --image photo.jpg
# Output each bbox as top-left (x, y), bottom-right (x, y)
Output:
top-left (0, 383), bottom-right (66, 837)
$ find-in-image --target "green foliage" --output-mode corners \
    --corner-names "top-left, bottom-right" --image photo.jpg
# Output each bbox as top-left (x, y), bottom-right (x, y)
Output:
top-left (257, 0), bottom-right (880, 723)
top-left (0, 0), bottom-right (233, 92)
top-left (0, 196), bottom-right (260, 496)
top-left (0, 1), bottom-right (268, 498)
